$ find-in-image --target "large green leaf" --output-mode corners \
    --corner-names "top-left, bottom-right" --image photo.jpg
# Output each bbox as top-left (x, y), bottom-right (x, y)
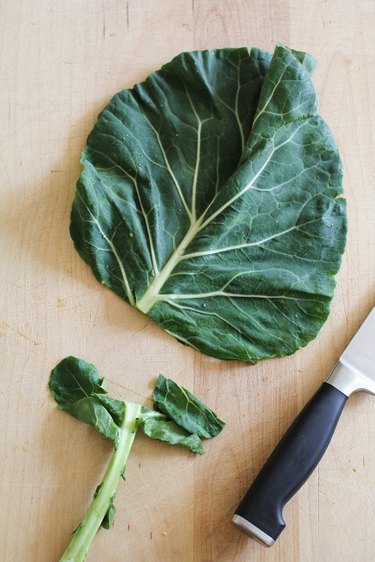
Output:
top-left (70, 45), bottom-right (347, 363)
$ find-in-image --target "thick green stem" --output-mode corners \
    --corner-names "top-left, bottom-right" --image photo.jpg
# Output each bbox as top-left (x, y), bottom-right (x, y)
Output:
top-left (60, 402), bottom-right (142, 562)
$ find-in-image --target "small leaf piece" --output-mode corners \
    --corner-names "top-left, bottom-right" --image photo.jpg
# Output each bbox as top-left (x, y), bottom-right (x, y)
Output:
top-left (49, 356), bottom-right (107, 404)
top-left (140, 417), bottom-right (204, 454)
top-left (97, 395), bottom-right (126, 427)
top-left (153, 374), bottom-right (225, 438)
top-left (49, 356), bottom-right (125, 445)
top-left (49, 357), bottom-right (225, 561)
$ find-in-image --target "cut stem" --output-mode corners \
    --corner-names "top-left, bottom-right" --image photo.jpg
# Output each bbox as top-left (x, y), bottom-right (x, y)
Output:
top-left (59, 402), bottom-right (142, 562)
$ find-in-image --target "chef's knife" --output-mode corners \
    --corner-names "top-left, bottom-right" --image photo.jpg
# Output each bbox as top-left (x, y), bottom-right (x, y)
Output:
top-left (232, 307), bottom-right (375, 547)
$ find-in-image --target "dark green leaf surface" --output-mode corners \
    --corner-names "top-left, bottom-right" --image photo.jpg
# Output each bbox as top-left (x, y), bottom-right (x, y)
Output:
top-left (70, 45), bottom-right (346, 362)
top-left (49, 356), bottom-right (125, 445)
top-left (153, 374), bottom-right (225, 438)
top-left (49, 357), bottom-right (225, 558)
top-left (140, 417), bottom-right (204, 454)
top-left (50, 358), bottom-right (224, 455)
top-left (49, 356), bottom-right (107, 404)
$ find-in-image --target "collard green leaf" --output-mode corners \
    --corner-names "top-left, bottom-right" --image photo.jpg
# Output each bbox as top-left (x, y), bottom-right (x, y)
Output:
top-left (50, 358), bottom-right (225, 560)
top-left (96, 394), bottom-right (126, 427)
top-left (139, 416), bottom-right (204, 454)
top-left (70, 44), bottom-right (346, 363)
top-left (137, 377), bottom-right (224, 453)
top-left (153, 374), bottom-right (225, 438)
top-left (49, 356), bottom-right (107, 404)
top-left (49, 356), bottom-right (125, 445)
top-left (137, 407), bottom-right (202, 452)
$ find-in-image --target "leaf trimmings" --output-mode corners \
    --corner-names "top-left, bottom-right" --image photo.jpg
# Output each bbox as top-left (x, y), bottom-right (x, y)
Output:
top-left (71, 45), bottom-right (346, 362)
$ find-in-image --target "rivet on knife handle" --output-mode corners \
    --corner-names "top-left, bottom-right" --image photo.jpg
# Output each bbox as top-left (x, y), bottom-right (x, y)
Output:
top-left (232, 307), bottom-right (375, 546)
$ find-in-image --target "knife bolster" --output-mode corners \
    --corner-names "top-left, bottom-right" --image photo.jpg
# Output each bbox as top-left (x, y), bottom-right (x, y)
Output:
top-left (326, 361), bottom-right (375, 397)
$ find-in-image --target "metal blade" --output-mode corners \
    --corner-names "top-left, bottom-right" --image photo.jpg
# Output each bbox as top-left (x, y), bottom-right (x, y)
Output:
top-left (340, 307), bottom-right (375, 380)
top-left (326, 307), bottom-right (375, 396)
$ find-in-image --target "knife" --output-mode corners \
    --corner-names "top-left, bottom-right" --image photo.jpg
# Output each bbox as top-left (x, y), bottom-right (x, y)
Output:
top-left (232, 307), bottom-right (375, 547)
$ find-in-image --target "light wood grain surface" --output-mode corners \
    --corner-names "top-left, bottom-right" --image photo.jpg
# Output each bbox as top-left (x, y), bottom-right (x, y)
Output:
top-left (1, 1), bottom-right (375, 561)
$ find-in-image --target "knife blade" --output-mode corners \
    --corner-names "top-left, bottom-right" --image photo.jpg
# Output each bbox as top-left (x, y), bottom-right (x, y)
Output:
top-left (327, 307), bottom-right (375, 396)
top-left (232, 307), bottom-right (375, 547)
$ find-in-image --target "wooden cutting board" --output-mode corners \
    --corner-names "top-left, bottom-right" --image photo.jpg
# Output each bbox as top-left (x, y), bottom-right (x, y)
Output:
top-left (1, 1), bottom-right (374, 561)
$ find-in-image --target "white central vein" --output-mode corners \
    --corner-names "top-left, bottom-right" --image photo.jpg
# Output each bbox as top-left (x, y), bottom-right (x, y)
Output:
top-left (209, 60), bottom-right (244, 152)
top-left (184, 85), bottom-right (202, 222)
top-left (157, 292), bottom-right (320, 303)
top-left (92, 149), bottom-right (159, 275)
top-left (142, 113), bottom-right (192, 220)
top-left (136, 218), bottom-right (204, 313)
top-left (235, 69), bottom-right (245, 152)
top-left (196, 121), bottom-right (307, 232)
top-left (191, 121), bottom-right (201, 222)
top-left (165, 298), bottom-right (261, 342)
top-left (251, 63), bottom-right (289, 128)
top-left (180, 217), bottom-right (320, 260)
top-left (136, 120), bottom-right (308, 313)
top-left (78, 192), bottom-right (135, 306)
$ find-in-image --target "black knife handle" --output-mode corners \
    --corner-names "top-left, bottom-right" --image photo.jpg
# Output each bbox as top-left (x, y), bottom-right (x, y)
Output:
top-left (233, 382), bottom-right (348, 545)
